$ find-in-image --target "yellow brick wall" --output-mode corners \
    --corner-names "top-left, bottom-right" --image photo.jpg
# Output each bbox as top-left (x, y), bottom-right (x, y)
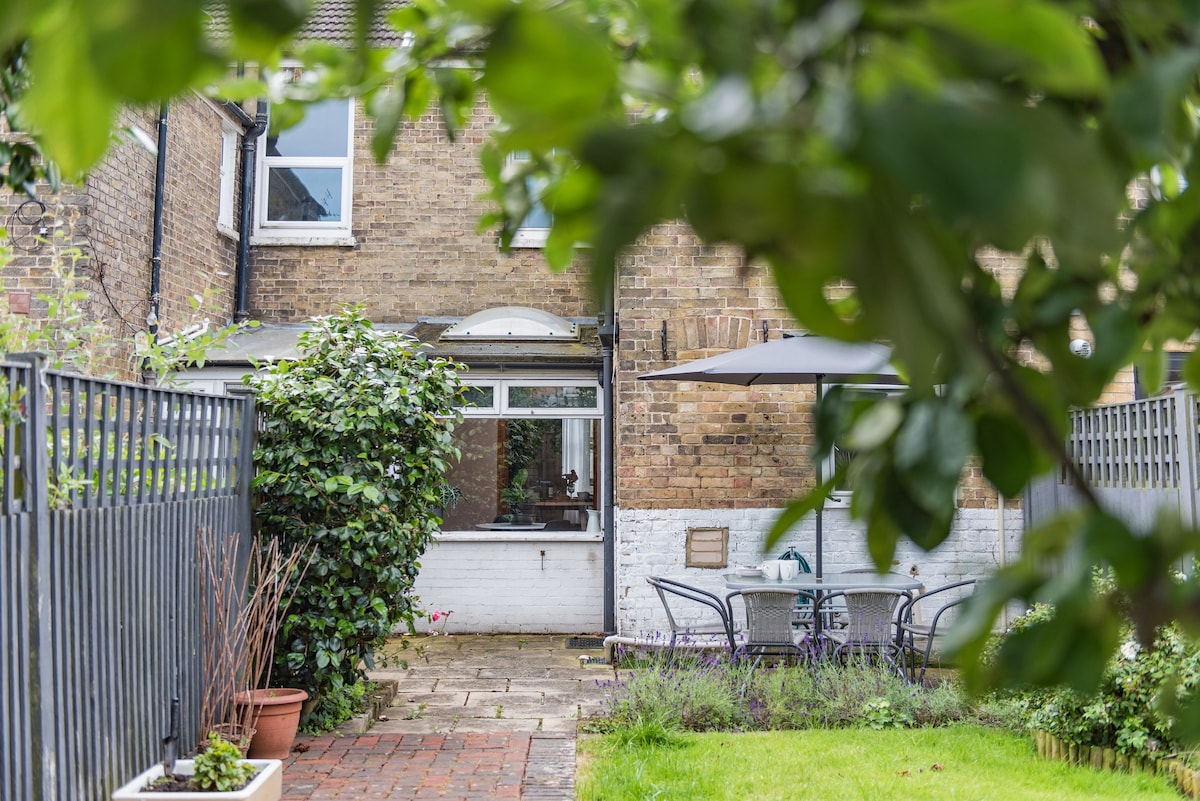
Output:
top-left (0, 97), bottom-right (239, 381)
top-left (248, 102), bottom-right (596, 323)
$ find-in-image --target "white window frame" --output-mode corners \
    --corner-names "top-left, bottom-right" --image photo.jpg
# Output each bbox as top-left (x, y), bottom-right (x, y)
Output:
top-left (459, 376), bottom-right (600, 417)
top-left (459, 379), bottom-right (501, 414)
top-left (253, 68), bottom-right (356, 247)
top-left (441, 373), bottom-right (603, 540)
top-left (507, 151), bottom-right (552, 249)
top-left (217, 118), bottom-right (240, 239)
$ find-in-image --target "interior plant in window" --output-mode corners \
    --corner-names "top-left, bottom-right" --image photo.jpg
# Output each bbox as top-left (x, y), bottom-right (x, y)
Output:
top-left (500, 467), bottom-right (536, 524)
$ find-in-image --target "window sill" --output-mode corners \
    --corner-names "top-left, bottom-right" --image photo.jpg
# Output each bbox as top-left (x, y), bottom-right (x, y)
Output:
top-left (433, 530), bottom-right (603, 544)
top-left (251, 233), bottom-right (357, 247)
top-left (509, 229), bottom-right (549, 249)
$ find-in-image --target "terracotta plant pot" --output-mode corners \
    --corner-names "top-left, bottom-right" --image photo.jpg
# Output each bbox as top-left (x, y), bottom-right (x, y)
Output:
top-left (233, 688), bottom-right (308, 759)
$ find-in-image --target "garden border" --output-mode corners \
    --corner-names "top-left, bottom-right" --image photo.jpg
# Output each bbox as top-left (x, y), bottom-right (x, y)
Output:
top-left (1035, 730), bottom-right (1199, 798)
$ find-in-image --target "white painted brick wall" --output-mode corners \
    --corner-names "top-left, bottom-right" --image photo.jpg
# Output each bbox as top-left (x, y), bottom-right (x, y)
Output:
top-left (412, 535), bottom-right (604, 634)
top-left (615, 505), bottom-right (1023, 637)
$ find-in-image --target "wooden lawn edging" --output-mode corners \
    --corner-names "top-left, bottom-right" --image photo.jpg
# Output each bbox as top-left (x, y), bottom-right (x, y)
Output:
top-left (1034, 730), bottom-right (1199, 798)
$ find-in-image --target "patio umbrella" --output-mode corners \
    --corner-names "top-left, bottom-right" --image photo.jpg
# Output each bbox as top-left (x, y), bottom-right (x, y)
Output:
top-left (638, 334), bottom-right (904, 577)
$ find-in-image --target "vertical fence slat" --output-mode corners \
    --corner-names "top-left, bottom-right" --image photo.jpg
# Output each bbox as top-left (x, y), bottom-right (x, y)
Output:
top-left (0, 362), bottom-right (251, 801)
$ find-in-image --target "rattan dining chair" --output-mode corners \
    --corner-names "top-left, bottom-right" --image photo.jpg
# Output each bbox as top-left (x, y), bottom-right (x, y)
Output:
top-left (817, 588), bottom-right (909, 675)
top-left (730, 588), bottom-right (809, 675)
top-left (646, 576), bottom-right (738, 663)
top-left (819, 569), bottom-right (917, 634)
top-left (896, 579), bottom-right (976, 684)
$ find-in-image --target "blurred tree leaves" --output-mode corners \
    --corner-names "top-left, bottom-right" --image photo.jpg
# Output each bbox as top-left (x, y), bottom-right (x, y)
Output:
top-left (6, 0), bottom-right (1200, 697)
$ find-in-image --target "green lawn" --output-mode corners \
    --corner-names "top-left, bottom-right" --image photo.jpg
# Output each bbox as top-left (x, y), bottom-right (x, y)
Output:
top-left (577, 724), bottom-right (1180, 801)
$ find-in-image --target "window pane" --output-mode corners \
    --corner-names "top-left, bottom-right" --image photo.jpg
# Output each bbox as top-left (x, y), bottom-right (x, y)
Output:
top-left (458, 386), bottom-right (495, 409)
top-left (439, 417), bottom-right (598, 531)
top-left (507, 386), bottom-right (598, 409)
top-left (831, 388), bottom-right (896, 492)
top-left (266, 167), bottom-right (343, 222)
top-left (267, 99), bottom-right (349, 157)
top-left (520, 175), bottom-right (552, 229)
top-left (509, 151), bottom-right (553, 231)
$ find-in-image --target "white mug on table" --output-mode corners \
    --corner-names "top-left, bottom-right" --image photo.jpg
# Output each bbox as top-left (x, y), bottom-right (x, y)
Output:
top-left (760, 560), bottom-right (781, 580)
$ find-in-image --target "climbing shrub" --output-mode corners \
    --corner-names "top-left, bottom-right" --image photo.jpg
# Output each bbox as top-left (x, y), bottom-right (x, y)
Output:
top-left (248, 306), bottom-right (463, 723)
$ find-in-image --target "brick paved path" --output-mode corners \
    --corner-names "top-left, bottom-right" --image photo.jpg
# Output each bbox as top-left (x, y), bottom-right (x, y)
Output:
top-left (281, 732), bottom-right (530, 800)
top-left (275, 635), bottom-right (612, 801)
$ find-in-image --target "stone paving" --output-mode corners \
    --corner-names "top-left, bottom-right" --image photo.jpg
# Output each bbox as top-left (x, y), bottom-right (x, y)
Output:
top-left (280, 634), bottom-right (616, 801)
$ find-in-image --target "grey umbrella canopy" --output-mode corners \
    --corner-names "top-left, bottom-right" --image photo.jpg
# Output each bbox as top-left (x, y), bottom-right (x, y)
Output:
top-left (637, 334), bottom-right (901, 386)
top-left (638, 335), bottom-right (904, 576)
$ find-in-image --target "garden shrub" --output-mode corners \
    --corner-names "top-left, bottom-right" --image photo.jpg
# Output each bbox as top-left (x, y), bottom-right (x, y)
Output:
top-left (1022, 622), bottom-right (1200, 759)
top-left (191, 732), bottom-right (256, 792)
top-left (592, 651), bottom-right (972, 734)
top-left (248, 307), bottom-right (463, 725)
top-left (601, 652), bottom-right (747, 732)
top-left (990, 570), bottom-right (1200, 761)
top-left (744, 661), bottom-right (970, 730)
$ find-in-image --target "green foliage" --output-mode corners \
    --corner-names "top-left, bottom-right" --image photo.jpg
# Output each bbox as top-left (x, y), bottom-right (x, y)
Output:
top-left (861, 697), bottom-right (913, 730)
top-left (299, 679), bottom-right (371, 734)
top-left (592, 650), bottom-right (971, 734)
top-left (191, 732), bottom-right (255, 793)
top-left (7, 0), bottom-right (1200, 692)
top-left (997, 593), bottom-right (1200, 762)
top-left (505, 418), bottom-right (546, 473)
top-left (0, 217), bottom-right (115, 373)
top-left (981, 568), bottom-right (1200, 754)
top-left (499, 467), bottom-right (535, 508)
top-left (0, 42), bottom-right (59, 195)
top-left (0, 207), bottom-right (254, 381)
top-left (247, 306), bottom-right (463, 724)
top-left (134, 289), bottom-right (261, 388)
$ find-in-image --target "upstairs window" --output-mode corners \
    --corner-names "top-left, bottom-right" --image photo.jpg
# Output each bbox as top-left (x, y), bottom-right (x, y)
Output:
top-left (254, 67), bottom-right (355, 245)
top-left (825, 386), bottom-right (905, 495)
top-left (507, 151), bottom-right (552, 248)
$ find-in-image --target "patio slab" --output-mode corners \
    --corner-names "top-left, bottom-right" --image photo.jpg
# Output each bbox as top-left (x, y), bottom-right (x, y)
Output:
top-left (283, 634), bottom-right (613, 800)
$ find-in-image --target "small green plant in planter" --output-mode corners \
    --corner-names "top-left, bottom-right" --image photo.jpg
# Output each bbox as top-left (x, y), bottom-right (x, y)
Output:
top-left (142, 733), bottom-right (256, 793)
top-left (500, 468), bottom-right (536, 523)
top-left (193, 733), bottom-right (258, 792)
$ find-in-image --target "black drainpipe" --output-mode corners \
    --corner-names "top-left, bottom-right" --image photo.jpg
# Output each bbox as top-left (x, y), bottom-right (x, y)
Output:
top-left (599, 290), bottom-right (617, 636)
top-left (235, 99), bottom-right (268, 322)
top-left (147, 102), bottom-right (169, 365)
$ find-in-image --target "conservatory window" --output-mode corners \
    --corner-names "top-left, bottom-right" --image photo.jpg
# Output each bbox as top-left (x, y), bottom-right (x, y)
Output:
top-left (438, 377), bottom-right (601, 534)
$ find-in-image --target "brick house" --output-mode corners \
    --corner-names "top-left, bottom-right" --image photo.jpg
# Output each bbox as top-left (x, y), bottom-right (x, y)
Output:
top-left (1, 6), bottom-right (1057, 639)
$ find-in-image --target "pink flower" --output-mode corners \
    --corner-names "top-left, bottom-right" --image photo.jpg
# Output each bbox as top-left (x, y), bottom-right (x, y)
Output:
top-left (431, 611), bottom-right (441, 622)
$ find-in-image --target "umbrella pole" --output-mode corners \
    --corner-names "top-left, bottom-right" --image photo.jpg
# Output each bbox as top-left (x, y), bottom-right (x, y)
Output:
top-left (814, 378), bottom-right (824, 579)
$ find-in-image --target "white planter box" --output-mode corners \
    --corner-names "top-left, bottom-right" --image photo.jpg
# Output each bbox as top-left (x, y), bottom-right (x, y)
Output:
top-left (111, 759), bottom-right (282, 801)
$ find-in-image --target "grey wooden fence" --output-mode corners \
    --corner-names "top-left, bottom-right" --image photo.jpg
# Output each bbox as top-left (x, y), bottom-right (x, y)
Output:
top-left (0, 355), bottom-right (254, 801)
top-left (1025, 389), bottom-right (1200, 532)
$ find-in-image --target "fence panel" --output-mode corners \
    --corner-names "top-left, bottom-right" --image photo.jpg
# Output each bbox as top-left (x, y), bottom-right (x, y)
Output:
top-left (1031, 390), bottom-right (1200, 533)
top-left (0, 356), bottom-right (254, 801)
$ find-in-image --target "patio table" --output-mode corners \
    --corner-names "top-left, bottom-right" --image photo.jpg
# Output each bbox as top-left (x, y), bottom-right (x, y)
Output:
top-left (723, 571), bottom-right (923, 637)
top-left (723, 571), bottom-right (922, 593)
